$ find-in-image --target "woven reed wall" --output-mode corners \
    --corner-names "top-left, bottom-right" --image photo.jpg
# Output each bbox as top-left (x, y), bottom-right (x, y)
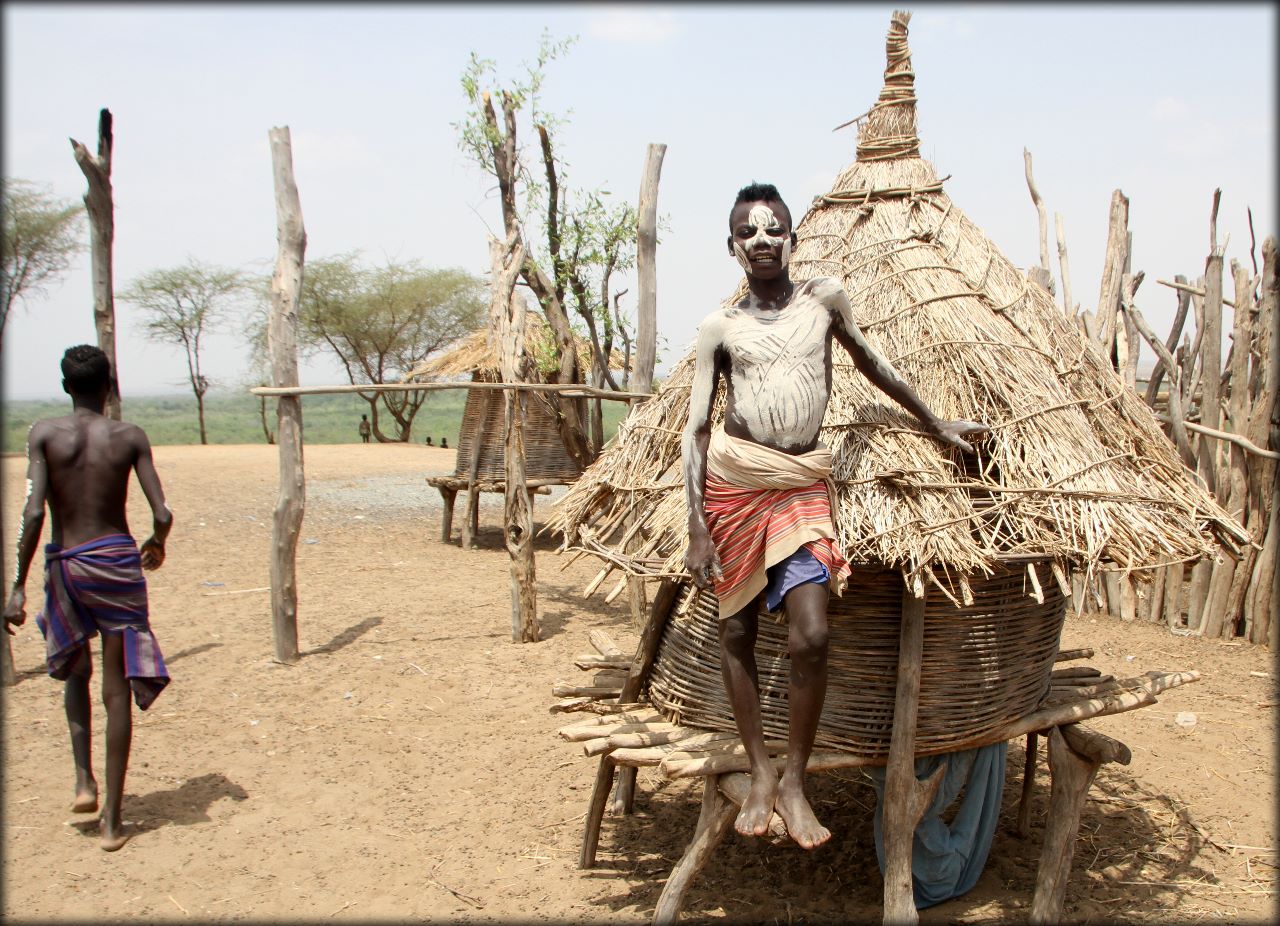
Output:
top-left (647, 565), bottom-right (1066, 759)
top-left (452, 383), bottom-right (583, 483)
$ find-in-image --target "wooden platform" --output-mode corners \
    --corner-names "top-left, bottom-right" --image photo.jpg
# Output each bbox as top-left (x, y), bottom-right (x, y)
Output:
top-left (426, 475), bottom-right (554, 547)
top-left (553, 630), bottom-right (1199, 925)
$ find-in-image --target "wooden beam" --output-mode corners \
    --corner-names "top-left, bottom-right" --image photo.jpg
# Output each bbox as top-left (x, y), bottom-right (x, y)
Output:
top-left (249, 380), bottom-right (648, 401)
top-left (266, 125), bottom-right (306, 665)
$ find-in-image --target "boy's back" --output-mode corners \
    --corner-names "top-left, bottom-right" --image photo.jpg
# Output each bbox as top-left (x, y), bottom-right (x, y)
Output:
top-left (35, 413), bottom-right (146, 548)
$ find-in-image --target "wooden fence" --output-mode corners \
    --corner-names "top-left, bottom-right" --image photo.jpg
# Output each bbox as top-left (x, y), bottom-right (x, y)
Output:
top-left (1022, 154), bottom-right (1277, 647)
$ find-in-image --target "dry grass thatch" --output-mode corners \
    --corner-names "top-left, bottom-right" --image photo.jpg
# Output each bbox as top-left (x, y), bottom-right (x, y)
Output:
top-left (404, 315), bottom-right (627, 383)
top-left (547, 10), bottom-right (1247, 602)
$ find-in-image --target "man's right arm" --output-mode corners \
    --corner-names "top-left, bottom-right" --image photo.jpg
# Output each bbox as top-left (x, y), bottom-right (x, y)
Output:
top-left (131, 428), bottom-right (173, 570)
top-left (682, 315), bottom-right (725, 589)
top-left (4, 425), bottom-right (49, 632)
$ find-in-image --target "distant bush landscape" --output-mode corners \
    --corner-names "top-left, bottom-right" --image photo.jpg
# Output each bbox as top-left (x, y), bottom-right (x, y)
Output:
top-left (2, 388), bottom-right (628, 454)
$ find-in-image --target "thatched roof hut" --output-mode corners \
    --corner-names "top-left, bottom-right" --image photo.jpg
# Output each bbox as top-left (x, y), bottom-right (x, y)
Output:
top-left (407, 317), bottom-right (626, 485)
top-left (548, 13), bottom-right (1246, 605)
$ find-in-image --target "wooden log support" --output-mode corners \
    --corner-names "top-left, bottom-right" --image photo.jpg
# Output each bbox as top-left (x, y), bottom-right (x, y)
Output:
top-left (70, 108), bottom-right (121, 420)
top-left (1095, 189), bottom-right (1130, 358)
top-left (1245, 236), bottom-right (1278, 645)
top-left (1029, 726), bottom-right (1105, 924)
top-left (438, 487), bottom-right (456, 542)
top-left (611, 580), bottom-right (683, 815)
top-left (882, 585), bottom-right (946, 926)
top-left (265, 126), bottom-right (307, 665)
top-left (579, 756), bottom-right (617, 869)
top-left (1017, 732), bottom-right (1038, 838)
top-left (652, 775), bottom-right (738, 926)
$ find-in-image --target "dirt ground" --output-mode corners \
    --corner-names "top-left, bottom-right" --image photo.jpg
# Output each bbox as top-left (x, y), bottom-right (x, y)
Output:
top-left (2, 443), bottom-right (1276, 923)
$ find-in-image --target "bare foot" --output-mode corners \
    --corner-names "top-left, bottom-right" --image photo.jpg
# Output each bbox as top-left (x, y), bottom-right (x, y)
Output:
top-left (99, 818), bottom-right (132, 852)
top-left (734, 769), bottom-right (778, 838)
top-left (775, 772), bottom-right (831, 850)
top-left (71, 785), bottom-right (99, 814)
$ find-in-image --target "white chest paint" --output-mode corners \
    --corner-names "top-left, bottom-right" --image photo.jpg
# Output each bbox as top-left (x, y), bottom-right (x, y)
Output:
top-left (722, 287), bottom-right (832, 448)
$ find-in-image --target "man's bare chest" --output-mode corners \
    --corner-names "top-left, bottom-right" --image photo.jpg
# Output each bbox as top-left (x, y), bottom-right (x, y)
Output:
top-left (722, 302), bottom-right (831, 376)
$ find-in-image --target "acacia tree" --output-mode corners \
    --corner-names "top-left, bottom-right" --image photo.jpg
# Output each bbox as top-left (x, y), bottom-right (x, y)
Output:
top-left (120, 260), bottom-right (249, 444)
top-left (1, 178), bottom-right (84, 353)
top-left (242, 302), bottom-right (275, 444)
top-left (456, 34), bottom-right (636, 466)
top-left (299, 253), bottom-right (485, 441)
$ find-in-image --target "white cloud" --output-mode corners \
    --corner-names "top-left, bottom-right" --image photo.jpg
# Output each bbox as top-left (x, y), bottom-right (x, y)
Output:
top-left (586, 7), bottom-right (681, 45)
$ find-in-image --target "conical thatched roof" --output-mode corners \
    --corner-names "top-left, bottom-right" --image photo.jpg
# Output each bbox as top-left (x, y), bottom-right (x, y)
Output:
top-left (404, 315), bottom-right (627, 382)
top-left (548, 11), bottom-right (1246, 601)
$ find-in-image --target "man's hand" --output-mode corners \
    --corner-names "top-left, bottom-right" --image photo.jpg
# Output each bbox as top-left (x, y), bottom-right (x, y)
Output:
top-left (927, 419), bottom-right (990, 455)
top-left (140, 537), bottom-right (166, 571)
top-left (4, 587), bottom-right (26, 635)
top-left (685, 531), bottom-right (724, 590)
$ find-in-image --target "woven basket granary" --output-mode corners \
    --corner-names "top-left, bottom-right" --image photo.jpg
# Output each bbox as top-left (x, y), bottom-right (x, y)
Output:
top-left (647, 565), bottom-right (1066, 759)
top-left (452, 374), bottom-right (583, 483)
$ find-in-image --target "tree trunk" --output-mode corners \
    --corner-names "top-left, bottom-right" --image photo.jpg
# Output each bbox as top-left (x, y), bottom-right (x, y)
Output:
top-left (490, 233), bottom-right (538, 643)
top-left (195, 389), bottom-right (208, 445)
top-left (634, 143), bottom-right (666, 396)
top-left (70, 108), bottom-right (121, 420)
top-left (267, 126), bottom-right (307, 665)
top-left (259, 395), bottom-right (275, 444)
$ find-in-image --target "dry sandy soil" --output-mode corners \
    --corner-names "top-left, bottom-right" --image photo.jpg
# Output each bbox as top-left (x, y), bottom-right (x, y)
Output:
top-left (2, 443), bottom-right (1276, 923)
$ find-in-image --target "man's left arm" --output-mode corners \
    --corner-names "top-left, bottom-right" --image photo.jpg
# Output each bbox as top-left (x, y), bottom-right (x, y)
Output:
top-left (824, 280), bottom-right (988, 452)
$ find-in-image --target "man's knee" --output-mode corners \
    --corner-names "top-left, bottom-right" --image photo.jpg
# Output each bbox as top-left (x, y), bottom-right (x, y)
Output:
top-left (788, 607), bottom-right (829, 662)
top-left (719, 612), bottom-right (758, 655)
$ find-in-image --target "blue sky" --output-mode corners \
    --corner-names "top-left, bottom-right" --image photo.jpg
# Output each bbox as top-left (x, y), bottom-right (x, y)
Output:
top-left (3, 2), bottom-right (1275, 400)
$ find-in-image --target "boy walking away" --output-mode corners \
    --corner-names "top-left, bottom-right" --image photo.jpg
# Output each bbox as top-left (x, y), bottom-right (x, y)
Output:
top-left (4, 345), bottom-right (173, 851)
top-left (682, 184), bottom-right (986, 849)
top-left (358, 414), bottom-right (372, 443)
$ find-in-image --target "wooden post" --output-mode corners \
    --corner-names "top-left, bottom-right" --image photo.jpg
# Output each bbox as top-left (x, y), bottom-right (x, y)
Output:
top-left (460, 391), bottom-right (486, 550)
top-left (1054, 212), bottom-right (1075, 316)
top-left (1029, 726), bottom-right (1104, 923)
top-left (1203, 260), bottom-right (1255, 638)
top-left (1095, 189), bottom-right (1129, 361)
top-left (882, 583), bottom-right (947, 926)
top-left (634, 142), bottom-right (666, 397)
top-left (1246, 237), bottom-right (1278, 645)
top-left (1023, 149), bottom-right (1052, 289)
top-left (1016, 732), bottom-right (1038, 837)
top-left (652, 775), bottom-right (737, 926)
top-left (611, 579), bottom-right (682, 816)
top-left (490, 234), bottom-right (539, 643)
top-left (70, 108), bottom-right (121, 420)
top-left (1191, 193), bottom-right (1226, 633)
top-left (266, 126), bottom-right (306, 665)
top-left (438, 487), bottom-right (456, 542)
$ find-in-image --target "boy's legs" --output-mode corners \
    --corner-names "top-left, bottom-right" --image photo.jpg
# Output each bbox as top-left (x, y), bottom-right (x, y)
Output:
top-left (99, 631), bottom-right (133, 851)
top-left (775, 580), bottom-right (831, 849)
top-left (718, 603), bottom-right (778, 837)
top-left (64, 644), bottom-right (98, 813)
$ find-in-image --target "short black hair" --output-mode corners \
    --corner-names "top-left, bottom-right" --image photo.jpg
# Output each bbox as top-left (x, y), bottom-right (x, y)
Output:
top-left (730, 182), bottom-right (791, 226)
top-left (61, 344), bottom-right (112, 394)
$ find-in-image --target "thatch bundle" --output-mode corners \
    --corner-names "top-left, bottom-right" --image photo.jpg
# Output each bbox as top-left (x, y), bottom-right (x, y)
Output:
top-left (404, 315), bottom-right (625, 383)
top-left (548, 10), bottom-right (1247, 603)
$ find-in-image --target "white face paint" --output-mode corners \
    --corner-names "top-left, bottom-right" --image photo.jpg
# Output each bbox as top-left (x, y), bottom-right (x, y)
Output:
top-left (732, 204), bottom-right (792, 274)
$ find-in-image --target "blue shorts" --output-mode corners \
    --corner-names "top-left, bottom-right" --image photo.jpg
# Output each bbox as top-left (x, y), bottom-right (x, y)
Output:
top-left (763, 546), bottom-right (830, 613)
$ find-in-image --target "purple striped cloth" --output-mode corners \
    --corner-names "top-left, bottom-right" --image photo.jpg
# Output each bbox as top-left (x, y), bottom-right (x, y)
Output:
top-left (36, 533), bottom-right (169, 710)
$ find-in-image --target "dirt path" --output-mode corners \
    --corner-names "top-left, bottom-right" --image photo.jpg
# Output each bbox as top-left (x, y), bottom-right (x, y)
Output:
top-left (2, 443), bottom-right (1275, 922)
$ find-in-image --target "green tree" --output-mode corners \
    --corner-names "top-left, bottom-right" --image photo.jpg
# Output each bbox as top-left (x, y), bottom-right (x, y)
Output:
top-left (120, 260), bottom-right (250, 444)
top-left (455, 33), bottom-right (637, 463)
top-left (1, 178), bottom-right (84, 353)
top-left (299, 253), bottom-right (485, 442)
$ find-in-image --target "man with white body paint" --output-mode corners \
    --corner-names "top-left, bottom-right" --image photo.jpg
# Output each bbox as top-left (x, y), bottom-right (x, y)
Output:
top-left (682, 183), bottom-right (986, 849)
